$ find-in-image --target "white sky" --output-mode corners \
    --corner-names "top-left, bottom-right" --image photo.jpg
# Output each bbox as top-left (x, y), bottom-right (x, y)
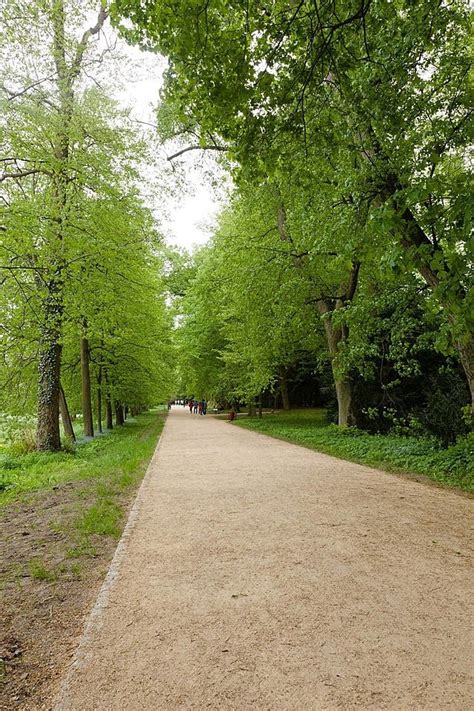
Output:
top-left (99, 30), bottom-right (229, 253)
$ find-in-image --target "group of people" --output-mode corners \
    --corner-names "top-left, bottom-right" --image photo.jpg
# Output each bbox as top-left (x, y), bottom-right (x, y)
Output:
top-left (187, 398), bottom-right (207, 415)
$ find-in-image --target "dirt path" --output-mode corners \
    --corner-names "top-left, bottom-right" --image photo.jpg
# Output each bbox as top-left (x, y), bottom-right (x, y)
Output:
top-left (54, 407), bottom-right (473, 710)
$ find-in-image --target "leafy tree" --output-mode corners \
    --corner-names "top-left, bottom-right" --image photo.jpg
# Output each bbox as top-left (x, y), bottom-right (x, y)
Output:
top-left (1, 0), bottom-right (174, 448)
top-left (113, 0), bottom-right (473, 416)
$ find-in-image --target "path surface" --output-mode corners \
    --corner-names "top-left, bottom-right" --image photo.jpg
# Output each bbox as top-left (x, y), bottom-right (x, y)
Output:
top-left (55, 408), bottom-right (473, 710)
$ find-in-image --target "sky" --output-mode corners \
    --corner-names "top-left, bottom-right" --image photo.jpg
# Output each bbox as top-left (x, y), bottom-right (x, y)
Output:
top-left (100, 30), bottom-right (229, 253)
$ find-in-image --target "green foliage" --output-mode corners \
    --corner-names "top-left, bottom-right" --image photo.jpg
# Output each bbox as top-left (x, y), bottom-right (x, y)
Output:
top-left (0, 1), bottom-right (175, 446)
top-left (0, 414), bottom-right (37, 454)
top-left (421, 367), bottom-right (471, 447)
top-left (114, 0), bottom-right (474, 420)
top-left (236, 410), bottom-right (473, 492)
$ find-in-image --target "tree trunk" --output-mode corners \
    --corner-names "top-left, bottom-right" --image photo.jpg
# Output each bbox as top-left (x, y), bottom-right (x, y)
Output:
top-left (279, 367), bottom-right (290, 410)
top-left (36, 3), bottom-right (70, 453)
top-left (106, 396), bottom-right (113, 430)
top-left (457, 335), bottom-right (474, 418)
top-left (36, 290), bottom-right (63, 451)
top-left (315, 262), bottom-right (360, 427)
top-left (80, 336), bottom-right (94, 438)
top-left (104, 367), bottom-right (113, 429)
top-left (398, 208), bottom-right (473, 413)
top-left (335, 379), bottom-right (353, 427)
top-left (59, 384), bottom-right (75, 441)
top-left (247, 400), bottom-right (256, 416)
top-left (277, 198), bottom-right (361, 422)
top-left (96, 366), bottom-right (102, 434)
top-left (258, 393), bottom-right (263, 418)
top-left (317, 300), bottom-right (355, 427)
top-left (115, 401), bottom-right (124, 426)
top-left (364, 133), bottom-right (473, 412)
top-left (36, 3), bottom-right (107, 449)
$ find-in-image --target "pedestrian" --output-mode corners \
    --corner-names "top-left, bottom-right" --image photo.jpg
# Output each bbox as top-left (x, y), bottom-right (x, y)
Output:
top-left (193, 400), bottom-right (198, 414)
top-left (202, 399), bottom-right (207, 415)
top-left (198, 401), bottom-right (203, 415)
top-left (189, 399), bottom-right (193, 413)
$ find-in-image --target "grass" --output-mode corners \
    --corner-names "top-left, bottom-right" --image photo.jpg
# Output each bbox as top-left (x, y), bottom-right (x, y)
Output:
top-left (76, 499), bottom-right (123, 538)
top-left (0, 410), bottom-right (165, 505)
top-left (1, 410), bottom-right (165, 587)
top-left (28, 559), bottom-right (57, 582)
top-left (235, 409), bottom-right (473, 493)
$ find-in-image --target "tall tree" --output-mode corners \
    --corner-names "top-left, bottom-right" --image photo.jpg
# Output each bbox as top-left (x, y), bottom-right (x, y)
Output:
top-left (113, 0), bottom-right (473, 414)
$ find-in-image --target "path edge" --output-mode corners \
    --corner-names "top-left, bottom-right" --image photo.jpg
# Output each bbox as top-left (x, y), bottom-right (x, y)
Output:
top-left (53, 414), bottom-right (169, 710)
top-left (231, 418), bottom-right (473, 498)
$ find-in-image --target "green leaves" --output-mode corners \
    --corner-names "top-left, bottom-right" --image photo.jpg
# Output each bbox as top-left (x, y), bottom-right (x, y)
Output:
top-left (0, 0), bottom-right (175, 421)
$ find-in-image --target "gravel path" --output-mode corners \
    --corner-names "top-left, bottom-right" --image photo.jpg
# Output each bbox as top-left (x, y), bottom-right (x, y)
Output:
top-left (54, 407), bottom-right (473, 710)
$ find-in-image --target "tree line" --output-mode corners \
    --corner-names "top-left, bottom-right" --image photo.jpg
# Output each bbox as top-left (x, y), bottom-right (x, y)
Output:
top-left (113, 0), bottom-right (472, 442)
top-left (1, 1), bottom-right (472, 451)
top-left (1, 1), bottom-right (174, 451)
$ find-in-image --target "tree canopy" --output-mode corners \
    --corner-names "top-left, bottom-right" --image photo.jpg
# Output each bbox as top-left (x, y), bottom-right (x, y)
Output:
top-left (1, 0), bottom-right (174, 449)
top-left (1, 0), bottom-right (472, 451)
top-left (111, 0), bottom-right (472, 432)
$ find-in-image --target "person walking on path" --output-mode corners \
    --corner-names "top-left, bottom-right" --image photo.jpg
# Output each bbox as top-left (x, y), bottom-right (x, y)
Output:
top-left (188, 400), bottom-right (193, 413)
top-left (193, 400), bottom-right (198, 414)
top-left (202, 399), bottom-right (207, 415)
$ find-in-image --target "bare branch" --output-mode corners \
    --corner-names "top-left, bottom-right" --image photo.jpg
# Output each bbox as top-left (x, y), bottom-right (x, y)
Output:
top-left (167, 145), bottom-right (228, 161)
top-left (72, 5), bottom-right (109, 76)
top-left (2, 73), bottom-right (57, 101)
top-left (0, 168), bottom-right (48, 183)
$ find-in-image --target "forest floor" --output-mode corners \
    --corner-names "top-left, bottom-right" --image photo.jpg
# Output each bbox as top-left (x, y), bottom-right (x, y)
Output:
top-left (0, 411), bottom-right (165, 711)
top-left (53, 406), bottom-right (472, 710)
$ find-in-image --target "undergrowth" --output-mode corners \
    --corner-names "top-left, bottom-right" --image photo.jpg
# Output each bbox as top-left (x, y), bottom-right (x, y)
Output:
top-left (236, 409), bottom-right (473, 492)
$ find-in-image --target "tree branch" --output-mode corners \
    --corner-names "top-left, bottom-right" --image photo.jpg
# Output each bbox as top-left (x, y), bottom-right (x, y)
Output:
top-left (0, 168), bottom-right (47, 183)
top-left (71, 4), bottom-right (109, 77)
top-left (167, 145), bottom-right (228, 161)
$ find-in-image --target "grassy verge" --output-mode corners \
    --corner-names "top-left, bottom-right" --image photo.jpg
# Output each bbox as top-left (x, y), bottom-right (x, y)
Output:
top-left (235, 409), bottom-right (473, 493)
top-left (0, 410), bottom-right (166, 708)
top-left (0, 410), bottom-right (165, 505)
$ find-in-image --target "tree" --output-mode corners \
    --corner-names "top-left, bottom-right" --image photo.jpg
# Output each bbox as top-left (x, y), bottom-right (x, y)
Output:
top-left (1, 1), bottom-right (175, 447)
top-left (113, 0), bottom-right (473, 416)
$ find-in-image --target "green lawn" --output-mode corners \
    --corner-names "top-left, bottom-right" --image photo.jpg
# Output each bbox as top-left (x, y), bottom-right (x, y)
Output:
top-left (235, 409), bottom-right (473, 493)
top-left (0, 410), bottom-right (165, 505)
